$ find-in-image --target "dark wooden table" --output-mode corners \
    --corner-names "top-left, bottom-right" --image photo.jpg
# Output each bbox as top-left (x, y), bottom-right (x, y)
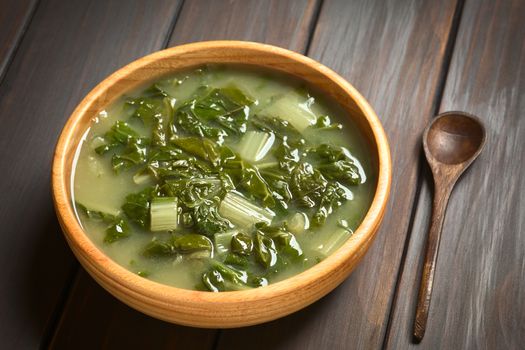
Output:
top-left (1, 0), bottom-right (523, 349)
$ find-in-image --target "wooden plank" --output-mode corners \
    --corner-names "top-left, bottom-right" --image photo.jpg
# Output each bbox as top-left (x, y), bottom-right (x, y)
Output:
top-left (49, 0), bottom-right (320, 348)
top-left (168, 0), bottom-right (319, 52)
top-left (0, 0), bottom-right (183, 348)
top-left (0, 0), bottom-right (37, 80)
top-left (385, 0), bottom-right (525, 348)
top-left (217, 0), bottom-right (461, 349)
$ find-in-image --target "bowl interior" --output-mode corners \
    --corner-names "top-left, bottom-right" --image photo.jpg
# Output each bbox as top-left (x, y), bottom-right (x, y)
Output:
top-left (52, 41), bottom-right (390, 327)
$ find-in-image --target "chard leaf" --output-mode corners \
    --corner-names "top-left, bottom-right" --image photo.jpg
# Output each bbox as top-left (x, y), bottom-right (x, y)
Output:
top-left (290, 163), bottom-right (328, 208)
top-left (317, 160), bottom-right (361, 185)
top-left (148, 145), bottom-right (184, 162)
top-left (122, 187), bottom-right (155, 228)
top-left (274, 140), bottom-right (300, 172)
top-left (104, 218), bottom-right (130, 243)
top-left (220, 86), bottom-right (256, 106)
top-left (254, 231), bottom-right (278, 269)
top-left (149, 150), bottom-right (211, 180)
top-left (126, 97), bottom-right (169, 125)
top-left (172, 86), bottom-right (254, 139)
top-left (95, 121), bottom-right (140, 155)
top-left (224, 253), bottom-right (250, 268)
top-left (240, 166), bottom-right (275, 208)
top-left (269, 229), bottom-right (303, 258)
top-left (126, 85), bottom-right (174, 147)
top-left (172, 233), bottom-right (213, 253)
top-left (93, 121), bottom-right (149, 173)
top-left (223, 159), bottom-right (276, 208)
top-left (201, 260), bottom-right (252, 292)
top-left (202, 269), bottom-right (225, 292)
top-left (142, 240), bottom-right (176, 258)
top-left (76, 203), bottom-right (130, 244)
top-left (231, 233), bottom-right (253, 256)
top-left (307, 144), bottom-right (363, 185)
top-left (143, 233), bottom-right (212, 258)
top-left (309, 115), bottom-right (342, 131)
top-left (210, 260), bottom-right (249, 285)
top-left (111, 138), bottom-right (149, 173)
top-left (253, 224), bottom-right (305, 276)
top-left (75, 202), bottom-right (117, 223)
top-left (193, 200), bottom-right (232, 236)
top-left (251, 115), bottom-right (304, 147)
top-left (193, 87), bottom-right (254, 134)
top-left (311, 182), bottom-right (353, 226)
top-left (151, 160), bottom-right (206, 180)
top-left (164, 177), bottom-right (222, 208)
top-left (171, 137), bottom-right (221, 167)
top-left (174, 105), bottom-right (228, 140)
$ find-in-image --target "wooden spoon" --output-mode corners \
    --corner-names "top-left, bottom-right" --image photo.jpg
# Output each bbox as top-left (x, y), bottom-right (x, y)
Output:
top-left (413, 111), bottom-right (486, 343)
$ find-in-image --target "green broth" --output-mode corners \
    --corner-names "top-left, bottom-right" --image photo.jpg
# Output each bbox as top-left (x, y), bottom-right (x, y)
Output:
top-left (72, 65), bottom-right (375, 291)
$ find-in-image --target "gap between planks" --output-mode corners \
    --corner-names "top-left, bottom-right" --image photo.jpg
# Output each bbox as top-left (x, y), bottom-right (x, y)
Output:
top-left (0, 0), bottom-right (40, 87)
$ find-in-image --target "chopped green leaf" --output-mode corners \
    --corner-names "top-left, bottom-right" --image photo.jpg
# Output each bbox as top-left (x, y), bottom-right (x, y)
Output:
top-left (75, 202), bottom-right (118, 222)
top-left (94, 121), bottom-right (140, 155)
top-left (104, 218), bottom-right (130, 243)
top-left (254, 231), bottom-right (278, 268)
top-left (307, 144), bottom-right (364, 185)
top-left (172, 233), bottom-right (213, 254)
top-left (311, 182), bottom-right (352, 227)
top-left (309, 115), bottom-right (342, 131)
top-left (231, 233), bottom-right (253, 256)
top-left (193, 201), bottom-right (232, 236)
top-left (171, 137), bottom-right (221, 167)
top-left (143, 239), bottom-right (176, 258)
top-left (251, 115), bottom-right (304, 147)
top-left (122, 187), bottom-right (155, 229)
top-left (290, 163), bottom-right (328, 208)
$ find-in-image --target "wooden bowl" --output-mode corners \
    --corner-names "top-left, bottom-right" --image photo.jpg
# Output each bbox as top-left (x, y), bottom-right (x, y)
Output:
top-left (52, 41), bottom-right (391, 328)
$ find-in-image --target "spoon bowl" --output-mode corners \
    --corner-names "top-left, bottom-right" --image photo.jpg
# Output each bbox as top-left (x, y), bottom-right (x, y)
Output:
top-left (425, 113), bottom-right (486, 166)
top-left (414, 111), bottom-right (486, 342)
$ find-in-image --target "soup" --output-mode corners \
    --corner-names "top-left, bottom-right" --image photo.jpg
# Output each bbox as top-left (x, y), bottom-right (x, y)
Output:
top-left (72, 65), bottom-right (375, 291)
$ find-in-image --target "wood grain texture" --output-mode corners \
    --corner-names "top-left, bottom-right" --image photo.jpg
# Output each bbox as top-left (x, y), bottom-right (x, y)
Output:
top-left (0, 0), bottom-right (182, 348)
top-left (49, 270), bottom-right (216, 350)
top-left (0, 0), bottom-right (36, 80)
top-left (217, 0), bottom-right (460, 349)
top-left (385, 0), bottom-right (525, 348)
top-left (168, 0), bottom-right (319, 52)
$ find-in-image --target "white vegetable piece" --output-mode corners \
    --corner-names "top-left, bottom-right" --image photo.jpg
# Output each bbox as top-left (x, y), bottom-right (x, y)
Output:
top-left (287, 212), bottom-right (310, 235)
top-left (261, 92), bottom-right (317, 131)
top-left (214, 230), bottom-right (238, 255)
top-left (237, 131), bottom-right (275, 162)
top-left (219, 191), bottom-right (275, 228)
top-left (150, 197), bottom-right (178, 232)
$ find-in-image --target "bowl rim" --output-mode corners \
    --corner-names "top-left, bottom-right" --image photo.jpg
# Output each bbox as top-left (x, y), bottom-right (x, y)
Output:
top-left (52, 40), bottom-right (391, 325)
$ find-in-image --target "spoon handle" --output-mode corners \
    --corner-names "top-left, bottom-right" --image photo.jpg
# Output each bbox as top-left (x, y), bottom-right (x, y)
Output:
top-left (413, 182), bottom-right (452, 342)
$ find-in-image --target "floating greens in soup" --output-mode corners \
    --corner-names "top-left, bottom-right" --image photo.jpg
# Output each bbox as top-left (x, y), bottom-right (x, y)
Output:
top-left (73, 66), bottom-right (374, 291)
